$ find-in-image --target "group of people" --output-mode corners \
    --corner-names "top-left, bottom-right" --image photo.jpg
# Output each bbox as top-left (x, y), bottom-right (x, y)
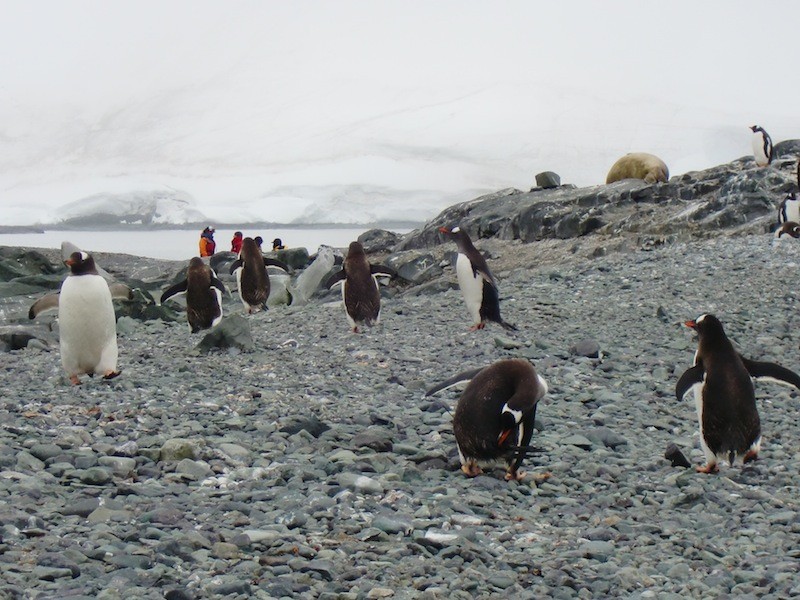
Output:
top-left (199, 227), bottom-right (286, 257)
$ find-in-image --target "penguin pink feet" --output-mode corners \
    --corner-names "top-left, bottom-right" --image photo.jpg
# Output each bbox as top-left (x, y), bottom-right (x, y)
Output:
top-left (103, 371), bottom-right (121, 380)
top-left (468, 323), bottom-right (486, 332)
top-left (460, 463), bottom-right (484, 477)
top-left (69, 375), bottom-right (82, 386)
top-left (696, 463), bottom-right (719, 474)
top-left (504, 469), bottom-right (526, 481)
top-left (743, 450), bottom-right (758, 463)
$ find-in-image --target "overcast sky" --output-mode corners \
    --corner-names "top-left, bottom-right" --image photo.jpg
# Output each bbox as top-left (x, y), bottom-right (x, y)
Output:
top-left (1, 1), bottom-right (799, 224)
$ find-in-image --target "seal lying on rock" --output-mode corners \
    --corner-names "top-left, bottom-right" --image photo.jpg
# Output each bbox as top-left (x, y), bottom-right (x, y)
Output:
top-left (606, 152), bottom-right (669, 184)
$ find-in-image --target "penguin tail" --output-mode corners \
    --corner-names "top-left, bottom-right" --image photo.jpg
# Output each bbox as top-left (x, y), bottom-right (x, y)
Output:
top-left (729, 450), bottom-right (736, 466)
top-left (500, 319), bottom-right (518, 332)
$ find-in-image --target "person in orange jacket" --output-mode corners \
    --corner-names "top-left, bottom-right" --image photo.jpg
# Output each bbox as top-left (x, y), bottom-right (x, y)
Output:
top-left (199, 227), bottom-right (216, 257)
top-left (231, 231), bottom-right (243, 254)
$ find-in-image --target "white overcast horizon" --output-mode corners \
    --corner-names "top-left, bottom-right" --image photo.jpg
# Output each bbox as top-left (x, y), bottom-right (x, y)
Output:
top-left (2, 0), bottom-right (799, 226)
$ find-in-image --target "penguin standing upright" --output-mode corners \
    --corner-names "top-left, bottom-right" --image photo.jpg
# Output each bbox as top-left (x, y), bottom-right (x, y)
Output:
top-left (426, 359), bottom-right (548, 481)
top-left (324, 241), bottom-right (396, 332)
top-left (161, 257), bottom-right (227, 333)
top-left (229, 237), bottom-right (290, 313)
top-left (676, 314), bottom-right (800, 473)
top-left (778, 193), bottom-right (800, 225)
top-left (51, 251), bottom-right (120, 385)
top-left (439, 226), bottom-right (515, 331)
top-left (750, 125), bottom-right (773, 167)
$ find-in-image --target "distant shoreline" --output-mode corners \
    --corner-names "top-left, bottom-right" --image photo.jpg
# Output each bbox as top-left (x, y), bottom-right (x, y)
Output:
top-left (0, 221), bottom-right (423, 233)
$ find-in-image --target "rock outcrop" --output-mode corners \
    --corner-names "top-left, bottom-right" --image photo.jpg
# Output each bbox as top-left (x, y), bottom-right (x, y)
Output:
top-left (398, 150), bottom-right (799, 250)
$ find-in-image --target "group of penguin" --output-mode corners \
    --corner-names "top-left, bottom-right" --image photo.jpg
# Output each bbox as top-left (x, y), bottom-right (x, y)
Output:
top-left (25, 127), bottom-right (800, 481)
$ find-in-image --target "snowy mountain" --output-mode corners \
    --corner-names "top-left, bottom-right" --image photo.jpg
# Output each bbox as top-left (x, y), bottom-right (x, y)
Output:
top-left (56, 189), bottom-right (207, 226)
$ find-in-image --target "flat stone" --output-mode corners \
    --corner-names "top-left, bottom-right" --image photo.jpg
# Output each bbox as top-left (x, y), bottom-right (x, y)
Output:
top-left (160, 438), bottom-right (200, 462)
top-left (338, 473), bottom-right (384, 495)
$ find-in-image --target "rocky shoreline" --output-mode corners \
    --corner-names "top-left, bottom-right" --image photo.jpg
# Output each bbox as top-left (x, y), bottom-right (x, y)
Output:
top-left (1, 225), bottom-right (799, 598)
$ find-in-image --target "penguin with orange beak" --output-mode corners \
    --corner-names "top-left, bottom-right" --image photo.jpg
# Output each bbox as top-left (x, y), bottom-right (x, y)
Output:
top-left (676, 314), bottom-right (800, 473)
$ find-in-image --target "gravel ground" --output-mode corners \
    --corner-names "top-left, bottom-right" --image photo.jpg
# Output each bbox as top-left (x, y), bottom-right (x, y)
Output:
top-left (1, 233), bottom-right (799, 599)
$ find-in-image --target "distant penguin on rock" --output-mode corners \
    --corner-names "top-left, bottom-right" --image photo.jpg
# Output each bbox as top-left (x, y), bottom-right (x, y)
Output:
top-left (161, 257), bottom-right (227, 333)
top-left (229, 237), bottom-right (290, 313)
top-left (439, 226), bottom-right (516, 331)
top-left (324, 241), bottom-right (396, 333)
top-left (676, 314), bottom-right (800, 473)
top-left (426, 359), bottom-right (548, 481)
top-left (750, 125), bottom-right (773, 167)
top-left (35, 251), bottom-right (122, 385)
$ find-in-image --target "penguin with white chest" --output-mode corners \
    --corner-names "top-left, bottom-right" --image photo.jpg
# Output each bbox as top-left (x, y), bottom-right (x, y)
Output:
top-left (675, 314), bottom-right (800, 473)
top-left (229, 237), bottom-right (290, 313)
top-left (750, 125), bottom-right (773, 167)
top-left (439, 226), bottom-right (516, 331)
top-left (52, 251), bottom-right (120, 385)
top-left (161, 257), bottom-right (227, 333)
top-left (778, 193), bottom-right (800, 226)
top-left (426, 359), bottom-right (548, 481)
top-left (324, 241), bottom-right (396, 333)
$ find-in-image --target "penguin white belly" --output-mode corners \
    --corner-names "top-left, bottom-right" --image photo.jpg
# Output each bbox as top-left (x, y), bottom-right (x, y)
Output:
top-left (211, 286), bottom-right (224, 327)
top-left (234, 267), bottom-right (252, 312)
top-left (785, 200), bottom-right (800, 223)
top-left (455, 253), bottom-right (483, 324)
top-left (752, 135), bottom-right (769, 166)
top-left (59, 275), bottom-right (118, 376)
top-left (342, 280), bottom-right (356, 329)
top-left (372, 276), bottom-right (382, 325)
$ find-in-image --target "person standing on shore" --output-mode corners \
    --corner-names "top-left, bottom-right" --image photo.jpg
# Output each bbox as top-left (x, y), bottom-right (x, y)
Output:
top-left (231, 231), bottom-right (243, 254)
top-left (199, 227), bottom-right (216, 257)
top-left (272, 238), bottom-right (286, 251)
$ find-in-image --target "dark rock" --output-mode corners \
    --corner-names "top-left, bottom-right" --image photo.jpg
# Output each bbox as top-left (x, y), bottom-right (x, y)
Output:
top-left (209, 251), bottom-right (236, 273)
top-left (665, 443), bottom-right (692, 468)
top-left (352, 428), bottom-right (393, 452)
top-left (357, 229), bottom-right (402, 253)
top-left (570, 339), bottom-right (601, 358)
top-left (279, 415), bottom-right (330, 438)
top-left (535, 171), bottom-right (561, 189)
top-left (385, 252), bottom-right (442, 284)
top-left (274, 247), bottom-right (310, 270)
top-left (165, 590), bottom-right (194, 600)
top-left (0, 326), bottom-right (55, 351)
top-left (195, 314), bottom-right (254, 353)
top-left (0, 248), bottom-right (61, 282)
top-left (582, 427), bottom-right (628, 449)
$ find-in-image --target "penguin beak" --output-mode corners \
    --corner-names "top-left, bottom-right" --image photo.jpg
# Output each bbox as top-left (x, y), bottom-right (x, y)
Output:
top-left (498, 429), bottom-right (513, 446)
top-left (438, 226), bottom-right (450, 235)
top-left (64, 258), bottom-right (75, 267)
top-left (684, 320), bottom-right (697, 329)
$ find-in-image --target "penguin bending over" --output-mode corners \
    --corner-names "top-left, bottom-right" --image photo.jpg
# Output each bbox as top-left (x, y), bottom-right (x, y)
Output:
top-left (676, 314), bottom-right (800, 473)
top-left (439, 226), bottom-right (516, 331)
top-left (40, 251), bottom-right (121, 385)
top-left (774, 221), bottom-right (800, 242)
top-left (324, 241), bottom-right (396, 332)
top-left (161, 257), bottom-right (227, 333)
top-left (426, 359), bottom-right (547, 481)
top-left (750, 125), bottom-right (773, 167)
top-left (229, 237), bottom-right (290, 313)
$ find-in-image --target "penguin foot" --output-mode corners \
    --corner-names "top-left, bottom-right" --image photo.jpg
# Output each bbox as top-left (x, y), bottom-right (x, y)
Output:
top-left (69, 375), bottom-right (82, 385)
top-left (460, 463), bottom-right (483, 477)
top-left (743, 450), bottom-right (759, 464)
top-left (352, 326), bottom-right (360, 334)
top-left (696, 463), bottom-right (719, 474)
top-left (103, 371), bottom-right (121, 380)
top-left (504, 469), bottom-right (526, 481)
top-left (468, 323), bottom-right (486, 331)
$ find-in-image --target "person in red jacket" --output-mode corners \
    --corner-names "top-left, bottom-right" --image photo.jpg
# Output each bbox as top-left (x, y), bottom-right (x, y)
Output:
top-left (199, 227), bottom-right (216, 257)
top-left (231, 231), bottom-right (243, 254)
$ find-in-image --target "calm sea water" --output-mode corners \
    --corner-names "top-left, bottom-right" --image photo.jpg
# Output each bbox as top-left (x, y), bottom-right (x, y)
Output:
top-left (0, 227), bottom-right (413, 261)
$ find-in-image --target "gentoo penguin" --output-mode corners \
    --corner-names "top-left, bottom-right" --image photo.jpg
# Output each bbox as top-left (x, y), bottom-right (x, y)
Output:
top-left (774, 221), bottom-right (800, 242)
top-left (750, 125), bottom-right (773, 167)
top-left (228, 237), bottom-right (290, 313)
top-left (161, 257), bottom-right (227, 333)
top-left (426, 359), bottom-right (548, 481)
top-left (778, 192), bottom-right (800, 225)
top-left (675, 314), bottom-right (800, 473)
top-left (324, 241), bottom-right (396, 332)
top-left (439, 226), bottom-right (516, 331)
top-left (48, 251), bottom-right (121, 385)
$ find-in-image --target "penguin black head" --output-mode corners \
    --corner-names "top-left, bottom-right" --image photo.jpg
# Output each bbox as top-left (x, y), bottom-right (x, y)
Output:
top-left (685, 313), bottom-right (726, 339)
top-left (347, 241), bottom-right (366, 257)
top-left (64, 251), bottom-right (97, 276)
top-left (750, 125), bottom-right (762, 133)
top-left (497, 403), bottom-right (523, 447)
top-left (777, 221), bottom-right (800, 239)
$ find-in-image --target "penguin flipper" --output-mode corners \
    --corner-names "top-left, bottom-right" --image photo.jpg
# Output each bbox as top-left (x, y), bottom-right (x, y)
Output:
top-left (370, 264), bottom-right (397, 278)
top-left (229, 259), bottom-right (243, 275)
top-left (676, 365), bottom-right (704, 400)
top-left (28, 293), bottom-right (60, 319)
top-left (324, 269), bottom-right (346, 289)
top-left (424, 366), bottom-right (486, 397)
top-left (108, 283), bottom-right (133, 301)
top-left (264, 258), bottom-right (291, 273)
top-left (211, 276), bottom-right (228, 296)
top-left (160, 281), bottom-right (188, 304)
top-left (740, 355), bottom-right (800, 391)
